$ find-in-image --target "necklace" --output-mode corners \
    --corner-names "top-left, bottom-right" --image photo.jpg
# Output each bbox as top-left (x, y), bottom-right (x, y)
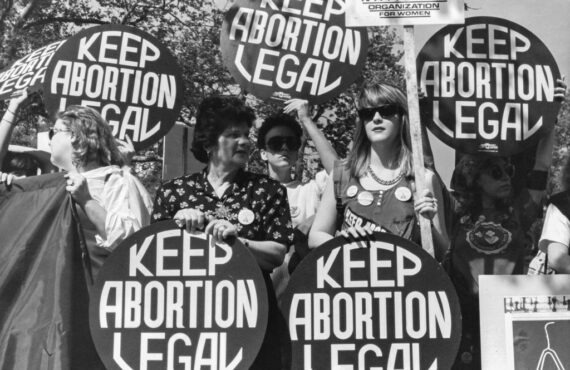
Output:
top-left (367, 164), bottom-right (403, 186)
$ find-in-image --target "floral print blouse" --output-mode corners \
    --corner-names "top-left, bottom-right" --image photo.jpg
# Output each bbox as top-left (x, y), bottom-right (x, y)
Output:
top-left (151, 169), bottom-right (294, 247)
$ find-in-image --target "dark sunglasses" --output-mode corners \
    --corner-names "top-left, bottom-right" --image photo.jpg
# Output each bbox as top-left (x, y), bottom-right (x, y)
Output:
top-left (485, 164), bottom-right (515, 180)
top-left (266, 136), bottom-right (301, 152)
top-left (48, 128), bottom-right (70, 140)
top-left (358, 104), bottom-right (402, 121)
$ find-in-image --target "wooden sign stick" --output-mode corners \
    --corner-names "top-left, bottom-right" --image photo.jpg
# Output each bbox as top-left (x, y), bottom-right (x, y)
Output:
top-left (403, 25), bottom-right (435, 258)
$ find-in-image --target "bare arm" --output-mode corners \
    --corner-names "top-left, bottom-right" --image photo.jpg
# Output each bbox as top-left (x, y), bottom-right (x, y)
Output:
top-left (528, 77), bottom-right (566, 203)
top-left (546, 242), bottom-right (570, 273)
top-left (284, 99), bottom-right (338, 173)
top-left (239, 238), bottom-right (287, 271)
top-left (308, 172), bottom-right (338, 248)
top-left (0, 92), bottom-right (28, 166)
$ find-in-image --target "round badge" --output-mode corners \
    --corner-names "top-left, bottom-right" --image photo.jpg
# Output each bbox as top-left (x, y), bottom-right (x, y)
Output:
top-left (290, 206), bottom-right (300, 218)
top-left (395, 186), bottom-right (412, 202)
top-left (346, 185), bottom-right (358, 198)
top-left (238, 208), bottom-right (255, 225)
top-left (357, 191), bottom-right (374, 206)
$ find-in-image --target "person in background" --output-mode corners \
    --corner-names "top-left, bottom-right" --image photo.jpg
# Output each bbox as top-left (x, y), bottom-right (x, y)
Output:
top-left (533, 154), bottom-right (570, 274)
top-left (308, 82), bottom-right (448, 258)
top-left (2, 151), bottom-right (40, 178)
top-left (257, 99), bottom-right (338, 300)
top-left (50, 105), bottom-right (153, 276)
top-left (151, 95), bottom-right (294, 370)
top-left (446, 78), bottom-right (566, 369)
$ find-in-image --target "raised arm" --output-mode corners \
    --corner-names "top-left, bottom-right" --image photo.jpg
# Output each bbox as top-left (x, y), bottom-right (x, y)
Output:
top-left (0, 92), bottom-right (28, 167)
top-left (284, 99), bottom-right (338, 173)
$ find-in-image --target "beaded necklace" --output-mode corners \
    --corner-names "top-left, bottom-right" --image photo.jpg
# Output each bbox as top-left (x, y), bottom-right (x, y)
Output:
top-left (366, 164), bottom-right (403, 186)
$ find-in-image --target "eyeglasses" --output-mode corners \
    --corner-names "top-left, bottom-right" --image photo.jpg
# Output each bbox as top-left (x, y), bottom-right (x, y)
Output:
top-left (358, 104), bottom-right (402, 121)
top-left (485, 164), bottom-right (515, 180)
top-left (265, 136), bottom-right (301, 152)
top-left (48, 128), bottom-right (69, 140)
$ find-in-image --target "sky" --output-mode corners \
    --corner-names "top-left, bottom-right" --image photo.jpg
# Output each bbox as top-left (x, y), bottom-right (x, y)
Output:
top-left (403, 0), bottom-right (570, 186)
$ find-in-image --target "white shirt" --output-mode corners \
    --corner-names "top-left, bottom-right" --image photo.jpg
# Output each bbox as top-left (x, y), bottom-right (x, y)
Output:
top-left (283, 170), bottom-right (328, 228)
top-left (539, 204), bottom-right (570, 252)
top-left (81, 165), bottom-right (153, 250)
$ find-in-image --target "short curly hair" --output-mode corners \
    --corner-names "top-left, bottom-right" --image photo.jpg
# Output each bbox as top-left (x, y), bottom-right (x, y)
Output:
top-left (191, 95), bottom-right (255, 163)
top-left (257, 113), bottom-right (303, 149)
top-left (57, 105), bottom-right (125, 169)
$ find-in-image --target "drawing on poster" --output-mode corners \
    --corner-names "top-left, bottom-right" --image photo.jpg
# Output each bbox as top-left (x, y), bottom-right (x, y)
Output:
top-left (503, 295), bottom-right (570, 370)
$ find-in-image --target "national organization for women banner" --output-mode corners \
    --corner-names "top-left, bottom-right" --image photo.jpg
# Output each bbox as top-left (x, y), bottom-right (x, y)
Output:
top-left (282, 233), bottom-right (462, 370)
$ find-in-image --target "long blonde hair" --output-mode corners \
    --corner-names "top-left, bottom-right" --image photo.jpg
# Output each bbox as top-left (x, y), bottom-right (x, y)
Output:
top-left (346, 82), bottom-right (414, 179)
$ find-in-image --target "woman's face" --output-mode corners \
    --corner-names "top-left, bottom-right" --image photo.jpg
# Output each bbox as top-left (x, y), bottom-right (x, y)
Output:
top-left (49, 119), bottom-right (74, 171)
top-left (360, 104), bottom-right (402, 145)
top-left (211, 122), bottom-right (251, 168)
top-left (476, 161), bottom-right (514, 199)
top-left (261, 126), bottom-right (300, 171)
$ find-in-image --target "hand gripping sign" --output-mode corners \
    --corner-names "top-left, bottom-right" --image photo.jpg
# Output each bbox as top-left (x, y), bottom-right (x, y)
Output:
top-left (89, 221), bottom-right (268, 370)
top-left (42, 24), bottom-right (184, 151)
top-left (282, 233), bottom-right (461, 370)
top-left (417, 16), bottom-right (562, 156)
top-left (220, 0), bottom-right (369, 104)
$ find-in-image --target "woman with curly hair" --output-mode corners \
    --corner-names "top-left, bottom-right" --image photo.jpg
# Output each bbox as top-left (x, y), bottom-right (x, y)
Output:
top-left (50, 105), bottom-right (152, 275)
top-left (151, 95), bottom-right (294, 369)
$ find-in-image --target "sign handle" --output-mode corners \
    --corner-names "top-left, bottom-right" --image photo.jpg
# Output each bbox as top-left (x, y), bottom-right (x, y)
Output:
top-left (403, 25), bottom-right (435, 258)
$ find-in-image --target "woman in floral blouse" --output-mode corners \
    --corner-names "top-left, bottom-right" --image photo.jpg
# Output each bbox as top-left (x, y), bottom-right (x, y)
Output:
top-left (151, 95), bottom-right (294, 369)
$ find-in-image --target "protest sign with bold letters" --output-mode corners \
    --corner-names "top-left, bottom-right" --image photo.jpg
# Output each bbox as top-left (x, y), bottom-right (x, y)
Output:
top-left (0, 40), bottom-right (66, 100)
top-left (220, 0), bottom-right (369, 104)
top-left (417, 16), bottom-right (561, 156)
top-left (345, 0), bottom-right (465, 27)
top-left (89, 221), bottom-right (268, 370)
top-left (282, 233), bottom-right (461, 370)
top-left (43, 25), bottom-right (184, 150)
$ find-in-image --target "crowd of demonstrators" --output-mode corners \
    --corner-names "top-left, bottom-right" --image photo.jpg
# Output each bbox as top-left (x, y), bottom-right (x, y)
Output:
top-left (1, 76), bottom-right (569, 369)
top-left (308, 82), bottom-right (449, 260)
top-left (150, 96), bottom-right (294, 370)
top-left (258, 99), bottom-right (339, 302)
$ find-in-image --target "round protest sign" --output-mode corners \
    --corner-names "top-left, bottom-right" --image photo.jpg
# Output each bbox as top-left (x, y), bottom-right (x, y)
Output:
top-left (220, 0), bottom-right (369, 104)
top-left (43, 25), bottom-right (184, 151)
top-left (89, 221), bottom-right (268, 370)
top-left (0, 40), bottom-right (66, 100)
top-left (417, 16), bottom-right (561, 156)
top-left (282, 233), bottom-right (461, 370)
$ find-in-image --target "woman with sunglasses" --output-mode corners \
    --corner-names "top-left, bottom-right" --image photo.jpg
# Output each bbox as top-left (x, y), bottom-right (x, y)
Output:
top-left (258, 100), bottom-right (339, 290)
top-left (151, 95), bottom-right (294, 370)
top-left (49, 105), bottom-right (153, 277)
top-left (308, 82), bottom-right (449, 259)
top-left (445, 78), bottom-right (566, 369)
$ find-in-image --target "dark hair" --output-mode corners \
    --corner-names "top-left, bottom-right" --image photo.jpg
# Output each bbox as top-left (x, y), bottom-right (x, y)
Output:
top-left (57, 105), bottom-right (125, 168)
top-left (257, 113), bottom-right (303, 149)
top-left (191, 96), bottom-right (256, 163)
top-left (3, 152), bottom-right (40, 177)
top-left (450, 154), bottom-right (512, 215)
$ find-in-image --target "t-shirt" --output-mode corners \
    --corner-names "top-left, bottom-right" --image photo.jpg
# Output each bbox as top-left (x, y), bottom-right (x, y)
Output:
top-left (449, 189), bottom-right (539, 297)
top-left (539, 204), bottom-right (570, 251)
top-left (284, 170), bottom-right (328, 228)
